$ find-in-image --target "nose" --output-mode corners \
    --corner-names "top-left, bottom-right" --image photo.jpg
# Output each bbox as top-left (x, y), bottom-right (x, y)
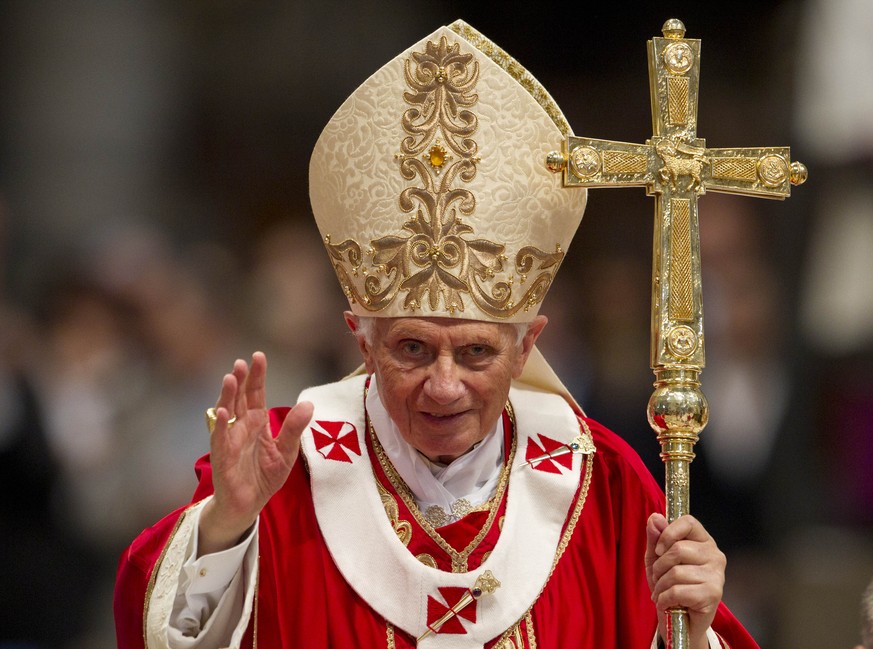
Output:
top-left (423, 354), bottom-right (466, 405)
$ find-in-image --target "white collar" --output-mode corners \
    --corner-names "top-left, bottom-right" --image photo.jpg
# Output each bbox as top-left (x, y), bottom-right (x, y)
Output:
top-left (366, 376), bottom-right (504, 525)
top-left (298, 375), bottom-right (588, 647)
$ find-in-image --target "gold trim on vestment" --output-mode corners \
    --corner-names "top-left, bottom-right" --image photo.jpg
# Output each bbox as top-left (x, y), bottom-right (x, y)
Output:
top-left (525, 610), bottom-right (538, 649)
top-left (548, 419), bottom-right (595, 569)
top-left (491, 418), bottom-right (596, 646)
top-left (367, 379), bottom-right (595, 645)
top-left (491, 610), bottom-right (539, 648)
top-left (378, 482), bottom-right (414, 545)
top-left (369, 401), bottom-right (516, 573)
top-left (143, 506), bottom-right (190, 648)
top-left (252, 562), bottom-right (259, 648)
top-left (416, 553), bottom-right (438, 568)
top-left (492, 620), bottom-right (525, 648)
top-left (386, 621), bottom-right (396, 649)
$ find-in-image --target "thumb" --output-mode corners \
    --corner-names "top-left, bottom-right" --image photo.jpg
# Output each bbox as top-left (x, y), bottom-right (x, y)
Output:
top-left (646, 512), bottom-right (669, 553)
top-left (645, 512), bottom-right (669, 586)
top-left (276, 401), bottom-right (314, 462)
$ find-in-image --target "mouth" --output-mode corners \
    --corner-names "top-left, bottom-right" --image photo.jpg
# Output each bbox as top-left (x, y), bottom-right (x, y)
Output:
top-left (421, 410), bottom-right (469, 423)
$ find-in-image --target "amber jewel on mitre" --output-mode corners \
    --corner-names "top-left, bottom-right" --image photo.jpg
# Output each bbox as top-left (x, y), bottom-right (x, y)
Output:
top-left (428, 144), bottom-right (447, 168)
top-left (309, 21), bottom-right (588, 323)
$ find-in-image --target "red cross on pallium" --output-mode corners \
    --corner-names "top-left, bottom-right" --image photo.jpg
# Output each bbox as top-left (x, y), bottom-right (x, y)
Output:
top-left (311, 420), bottom-right (361, 463)
top-left (426, 586), bottom-right (477, 635)
top-left (525, 434), bottom-right (574, 474)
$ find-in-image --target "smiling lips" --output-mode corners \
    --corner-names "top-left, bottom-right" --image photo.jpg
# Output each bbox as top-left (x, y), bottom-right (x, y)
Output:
top-left (422, 409), bottom-right (469, 421)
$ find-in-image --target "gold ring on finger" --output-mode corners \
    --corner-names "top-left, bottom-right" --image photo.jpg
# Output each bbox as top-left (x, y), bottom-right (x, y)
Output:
top-left (205, 407), bottom-right (238, 434)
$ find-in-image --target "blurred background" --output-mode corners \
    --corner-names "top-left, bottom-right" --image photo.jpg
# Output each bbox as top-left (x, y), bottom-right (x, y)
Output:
top-left (0, 1), bottom-right (870, 647)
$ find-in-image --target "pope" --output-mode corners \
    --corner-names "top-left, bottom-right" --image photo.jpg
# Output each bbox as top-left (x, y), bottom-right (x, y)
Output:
top-left (115, 20), bottom-right (760, 649)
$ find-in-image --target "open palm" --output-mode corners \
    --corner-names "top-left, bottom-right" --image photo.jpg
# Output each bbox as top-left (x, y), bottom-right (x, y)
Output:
top-left (200, 352), bottom-right (313, 554)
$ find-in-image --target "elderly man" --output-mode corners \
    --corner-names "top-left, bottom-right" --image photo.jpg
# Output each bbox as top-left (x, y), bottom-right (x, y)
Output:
top-left (115, 20), bottom-right (759, 649)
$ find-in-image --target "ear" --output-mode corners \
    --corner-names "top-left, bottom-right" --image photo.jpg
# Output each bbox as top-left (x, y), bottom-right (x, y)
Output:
top-left (344, 311), bottom-right (376, 374)
top-left (511, 315), bottom-right (548, 379)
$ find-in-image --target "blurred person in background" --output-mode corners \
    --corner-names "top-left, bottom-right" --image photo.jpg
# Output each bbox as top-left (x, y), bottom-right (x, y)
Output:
top-left (0, 270), bottom-right (99, 649)
top-left (794, 0), bottom-right (873, 528)
top-left (767, 2), bottom-right (873, 647)
top-left (241, 219), bottom-right (357, 407)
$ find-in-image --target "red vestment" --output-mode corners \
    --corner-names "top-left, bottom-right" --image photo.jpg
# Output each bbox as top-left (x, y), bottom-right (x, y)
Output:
top-left (115, 384), bottom-right (759, 649)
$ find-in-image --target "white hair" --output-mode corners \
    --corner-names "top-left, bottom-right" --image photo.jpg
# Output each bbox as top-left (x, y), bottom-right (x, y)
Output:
top-left (352, 316), bottom-right (528, 349)
top-left (353, 315), bottom-right (377, 346)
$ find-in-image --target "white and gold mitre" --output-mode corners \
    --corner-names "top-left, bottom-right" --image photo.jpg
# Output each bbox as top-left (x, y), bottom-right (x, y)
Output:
top-left (309, 20), bottom-right (587, 323)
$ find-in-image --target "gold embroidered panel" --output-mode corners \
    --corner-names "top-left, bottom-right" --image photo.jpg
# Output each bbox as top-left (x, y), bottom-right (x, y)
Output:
top-left (323, 34), bottom-right (566, 320)
top-left (310, 19), bottom-right (589, 322)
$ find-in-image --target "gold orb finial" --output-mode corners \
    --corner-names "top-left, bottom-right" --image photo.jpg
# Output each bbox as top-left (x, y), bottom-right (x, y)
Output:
top-left (790, 161), bottom-right (808, 186)
top-left (545, 150), bottom-right (567, 173)
top-left (662, 19), bottom-right (686, 39)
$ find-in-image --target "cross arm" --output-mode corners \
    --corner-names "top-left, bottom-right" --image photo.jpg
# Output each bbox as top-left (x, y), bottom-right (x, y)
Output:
top-left (551, 136), bottom-right (656, 189)
top-left (703, 146), bottom-right (808, 198)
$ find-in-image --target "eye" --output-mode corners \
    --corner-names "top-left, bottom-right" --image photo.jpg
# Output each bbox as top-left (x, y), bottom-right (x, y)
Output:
top-left (400, 340), bottom-right (426, 357)
top-left (461, 344), bottom-right (494, 362)
top-left (467, 344), bottom-right (489, 356)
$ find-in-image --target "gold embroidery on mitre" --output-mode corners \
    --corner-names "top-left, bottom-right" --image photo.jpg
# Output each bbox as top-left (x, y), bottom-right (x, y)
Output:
top-left (325, 34), bottom-right (565, 319)
top-left (424, 141), bottom-right (452, 173)
top-left (448, 20), bottom-right (571, 138)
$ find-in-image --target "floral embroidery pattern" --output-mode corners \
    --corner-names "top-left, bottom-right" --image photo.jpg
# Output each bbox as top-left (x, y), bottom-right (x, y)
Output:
top-left (325, 35), bottom-right (564, 319)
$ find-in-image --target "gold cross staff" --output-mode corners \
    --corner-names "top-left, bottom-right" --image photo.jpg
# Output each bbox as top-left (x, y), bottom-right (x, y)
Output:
top-left (546, 18), bottom-right (806, 649)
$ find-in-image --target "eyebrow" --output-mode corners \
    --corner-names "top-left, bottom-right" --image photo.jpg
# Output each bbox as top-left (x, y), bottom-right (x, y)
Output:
top-left (391, 330), bottom-right (504, 347)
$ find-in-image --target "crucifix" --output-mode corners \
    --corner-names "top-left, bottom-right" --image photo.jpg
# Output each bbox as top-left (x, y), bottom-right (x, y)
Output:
top-left (546, 18), bottom-right (806, 649)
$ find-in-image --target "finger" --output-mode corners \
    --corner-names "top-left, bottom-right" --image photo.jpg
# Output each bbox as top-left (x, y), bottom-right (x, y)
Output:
top-left (276, 401), bottom-right (314, 463)
top-left (215, 372), bottom-right (239, 413)
top-left (211, 405), bottom-right (236, 435)
top-left (650, 538), bottom-right (726, 621)
top-left (653, 539), bottom-right (723, 575)
top-left (209, 404), bottom-right (239, 462)
top-left (231, 358), bottom-right (249, 419)
top-left (645, 513), bottom-right (669, 585)
top-left (652, 576), bottom-right (723, 614)
top-left (655, 514), bottom-right (711, 556)
top-left (646, 512), bottom-right (669, 554)
top-left (244, 351), bottom-right (268, 413)
top-left (650, 560), bottom-right (722, 601)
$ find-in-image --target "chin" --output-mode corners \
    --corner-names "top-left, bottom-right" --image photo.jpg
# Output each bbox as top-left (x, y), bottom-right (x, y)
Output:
top-left (415, 433), bottom-right (483, 462)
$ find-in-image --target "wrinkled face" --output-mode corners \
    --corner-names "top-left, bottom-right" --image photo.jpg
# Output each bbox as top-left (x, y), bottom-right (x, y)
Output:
top-left (348, 315), bottom-right (545, 464)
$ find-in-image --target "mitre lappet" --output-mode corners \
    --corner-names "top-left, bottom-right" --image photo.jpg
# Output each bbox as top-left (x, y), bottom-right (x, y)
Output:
top-left (309, 20), bottom-right (588, 398)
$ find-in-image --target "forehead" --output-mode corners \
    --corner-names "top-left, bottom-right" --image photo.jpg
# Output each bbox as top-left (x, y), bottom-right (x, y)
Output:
top-left (375, 317), bottom-right (514, 344)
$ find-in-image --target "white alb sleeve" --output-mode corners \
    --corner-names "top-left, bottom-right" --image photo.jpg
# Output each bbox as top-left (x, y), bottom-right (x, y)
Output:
top-left (143, 497), bottom-right (260, 649)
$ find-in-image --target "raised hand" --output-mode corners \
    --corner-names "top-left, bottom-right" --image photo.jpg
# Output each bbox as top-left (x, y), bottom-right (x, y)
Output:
top-left (645, 513), bottom-right (726, 649)
top-left (198, 352), bottom-right (313, 555)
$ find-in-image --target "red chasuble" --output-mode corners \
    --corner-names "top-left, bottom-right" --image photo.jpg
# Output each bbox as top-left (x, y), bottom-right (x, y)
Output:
top-left (115, 381), bottom-right (759, 649)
